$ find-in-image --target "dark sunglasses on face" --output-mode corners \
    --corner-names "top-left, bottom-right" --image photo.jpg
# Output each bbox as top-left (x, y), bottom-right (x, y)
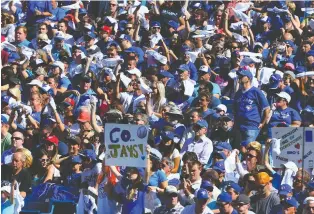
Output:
top-left (40, 158), bottom-right (49, 162)
top-left (11, 137), bottom-right (22, 141)
top-left (246, 154), bottom-right (257, 159)
top-left (169, 193), bottom-right (178, 197)
top-left (307, 206), bottom-right (314, 211)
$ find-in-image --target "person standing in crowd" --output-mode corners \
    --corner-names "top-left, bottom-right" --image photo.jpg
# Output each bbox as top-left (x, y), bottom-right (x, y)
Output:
top-left (1, 1), bottom-right (314, 214)
top-left (233, 68), bottom-right (270, 142)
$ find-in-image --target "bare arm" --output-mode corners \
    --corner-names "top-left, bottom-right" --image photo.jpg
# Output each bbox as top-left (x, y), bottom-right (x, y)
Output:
top-left (272, 50), bottom-right (279, 69)
top-left (223, 9), bottom-right (232, 38)
top-left (8, 109), bottom-right (17, 130)
top-left (171, 157), bottom-right (180, 173)
top-left (176, 17), bottom-right (186, 32)
top-left (260, 108), bottom-right (271, 129)
top-left (90, 98), bottom-right (103, 134)
top-left (264, 139), bottom-right (274, 172)
top-left (43, 165), bottom-right (55, 183)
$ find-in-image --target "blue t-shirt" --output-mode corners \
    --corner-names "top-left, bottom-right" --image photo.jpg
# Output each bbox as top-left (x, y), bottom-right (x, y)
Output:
top-left (234, 87), bottom-right (270, 130)
top-left (27, 1), bottom-right (53, 24)
top-left (148, 170), bottom-right (167, 187)
top-left (1, 199), bottom-right (14, 214)
top-left (59, 76), bottom-right (72, 90)
top-left (122, 189), bottom-right (145, 214)
top-left (269, 107), bottom-right (301, 128)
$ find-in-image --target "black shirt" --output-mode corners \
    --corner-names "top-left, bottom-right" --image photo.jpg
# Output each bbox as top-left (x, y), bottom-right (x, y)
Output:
top-left (2, 165), bottom-right (32, 194)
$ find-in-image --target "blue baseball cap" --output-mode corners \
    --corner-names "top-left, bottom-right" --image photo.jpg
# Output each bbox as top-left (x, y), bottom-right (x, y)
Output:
top-left (158, 71), bottom-right (174, 78)
top-left (161, 131), bottom-right (176, 141)
top-left (1, 114), bottom-right (9, 124)
top-left (119, 34), bottom-right (132, 42)
top-left (217, 192), bottom-right (232, 203)
top-left (196, 188), bottom-right (209, 200)
top-left (241, 141), bottom-right (250, 148)
top-left (1, 95), bottom-right (11, 104)
top-left (284, 40), bottom-right (295, 49)
top-left (71, 155), bottom-right (82, 164)
top-left (307, 182), bottom-right (314, 189)
top-left (260, 16), bottom-right (271, 24)
top-left (213, 160), bottom-right (225, 173)
top-left (85, 31), bottom-right (96, 39)
top-left (226, 182), bottom-right (242, 194)
top-left (216, 142), bottom-right (232, 151)
top-left (283, 197), bottom-right (299, 208)
top-left (181, 45), bottom-right (191, 52)
top-left (279, 184), bottom-right (292, 196)
top-left (201, 180), bottom-right (213, 190)
top-left (196, 119), bottom-right (208, 128)
top-left (79, 8), bottom-right (87, 15)
top-left (213, 151), bottom-right (227, 160)
top-left (307, 50), bottom-right (314, 57)
top-left (81, 149), bottom-right (97, 161)
top-left (168, 20), bottom-right (179, 30)
top-left (151, 21), bottom-right (161, 28)
top-left (269, 73), bottom-right (282, 89)
top-left (177, 64), bottom-right (190, 72)
top-left (237, 67), bottom-right (253, 80)
top-left (199, 65), bottom-right (211, 74)
top-left (295, 66), bottom-right (307, 74)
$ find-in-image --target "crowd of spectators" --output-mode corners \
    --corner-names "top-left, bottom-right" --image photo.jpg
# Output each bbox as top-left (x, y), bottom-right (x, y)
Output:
top-left (1, 0), bottom-right (314, 214)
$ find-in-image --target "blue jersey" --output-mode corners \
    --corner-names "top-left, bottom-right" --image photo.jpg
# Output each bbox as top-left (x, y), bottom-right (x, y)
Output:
top-left (234, 87), bottom-right (270, 130)
top-left (269, 107), bottom-right (301, 128)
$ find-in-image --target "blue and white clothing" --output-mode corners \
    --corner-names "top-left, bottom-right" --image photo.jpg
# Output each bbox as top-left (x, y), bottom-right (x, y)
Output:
top-left (269, 107), bottom-right (301, 128)
top-left (234, 87), bottom-right (270, 130)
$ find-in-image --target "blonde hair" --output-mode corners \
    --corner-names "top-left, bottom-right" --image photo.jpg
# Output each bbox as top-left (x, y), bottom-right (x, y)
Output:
top-left (153, 81), bottom-right (166, 112)
top-left (16, 148), bottom-right (33, 168)
top-left (287, 2), bottom-right (296, 12)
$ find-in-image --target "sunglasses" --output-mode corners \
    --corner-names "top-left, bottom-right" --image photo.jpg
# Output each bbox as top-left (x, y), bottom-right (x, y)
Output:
top-left (11, 137), bottom-right (22, 141)
top-left (246, 154), bottom-right (257, 159)
top-left (126, 27), bottom-right (133, 30)
top-left (217, 202), bottom-right (229, 206)
top-left (40, 158), bottom-right (49, 162)
top-left (257, 184), bottom-right (267, 190)
top-left (307, 207), bottom-right (314, 211)
top-left (152, 27), bottom-right (160, 30)
top-left (235, 203), bottom-right (248, 207)
top-left (169, 193), bottom-right (178, 197)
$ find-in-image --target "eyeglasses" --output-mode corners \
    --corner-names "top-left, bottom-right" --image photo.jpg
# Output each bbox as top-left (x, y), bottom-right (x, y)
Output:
top-left (133, 118), bottom-right (142, 122)
top-left (126, 27), bottom-right (133, 30)
top-left (152, 27), bottom-right (160, 30)
top-left (217, 202), bottom-right (229, 207)
top-left (11, 137), bottom-right (23, 141)
top-left (283, 75), bottom-right (291, 80)
top-left (246, 154), bottom-right (257, 159)
top-left (276, 97), bottom-right (287, 102)
top-left (169, 193), bottom-right (178, 197)
top-left (307, 206), bottom-right (314, 211)
top-left (294, 178), bottom-right (302, 183)
top-left (40, 158), bottom-right (49, 162)
top-left (257, 184), bottom-right (267, 190)
top-left (235, 203), bottom-right (248, 207)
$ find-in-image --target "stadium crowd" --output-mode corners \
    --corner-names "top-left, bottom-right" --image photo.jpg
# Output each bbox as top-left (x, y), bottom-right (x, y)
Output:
top-left (1, 0), bottom-right (314, 214)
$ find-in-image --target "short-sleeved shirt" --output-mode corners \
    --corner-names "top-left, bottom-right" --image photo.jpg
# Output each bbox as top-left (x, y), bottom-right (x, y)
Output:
top-left (1, 133), bottom-right (11, 154)
top-left (148, 170), bottom-right (167, 187)
top-left (234, 87), bottom-right (269, 130)
top-left (81, 162), bottom-right (102, 188)
top-left (1, 166), bottom-right (32, 194)
top-left (1, 199), bottom-right (14, 214)
top-left (250, 192), bottom-right (280, 214)
top-left (269, 107), bottom-right (301, 127)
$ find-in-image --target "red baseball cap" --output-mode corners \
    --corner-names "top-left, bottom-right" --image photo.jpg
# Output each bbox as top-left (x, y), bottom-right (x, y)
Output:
top-left (63, 97), bottom-right (75, 107)
top-left (45, 135), bottom-right (59, 146)
top-left (101, 25), bottom-right (112, 35)
top-left (77, 108), bottom-right (91, 123)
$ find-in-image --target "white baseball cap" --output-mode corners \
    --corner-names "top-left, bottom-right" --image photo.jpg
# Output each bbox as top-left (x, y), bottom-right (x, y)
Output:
top-left (1, 185), bottom-right (11, 193)
top-left (276, 92), bottom-right (291, 103)
top-left (215, 104), bottom-right (227, 113)
top-left (51, 61), bottom-right (65, 73)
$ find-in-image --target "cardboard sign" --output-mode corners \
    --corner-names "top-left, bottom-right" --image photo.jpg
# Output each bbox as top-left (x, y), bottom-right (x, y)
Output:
top-left (272, 128), bottom-right (314, 168)
top-left (104, 124), bottom-right (148, 167)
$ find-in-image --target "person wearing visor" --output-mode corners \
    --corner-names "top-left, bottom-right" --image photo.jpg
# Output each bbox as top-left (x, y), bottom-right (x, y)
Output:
top-left (153, 185), bottom-right (184, 214)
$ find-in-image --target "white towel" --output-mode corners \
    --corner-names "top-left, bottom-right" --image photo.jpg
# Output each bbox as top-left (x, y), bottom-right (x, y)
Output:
top-left (272, 138), bottom-right (281, 155)
top-left (232, 8), bottom-right (251, 25)
top-left (281, 168), bottom-right (296, 188)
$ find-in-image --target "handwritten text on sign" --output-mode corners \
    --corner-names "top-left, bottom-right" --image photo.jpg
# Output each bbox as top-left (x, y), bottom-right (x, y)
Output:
top-left (272, 127), bottom-right (314, 168)
top-left (105, 124), bottom-right (148, 167)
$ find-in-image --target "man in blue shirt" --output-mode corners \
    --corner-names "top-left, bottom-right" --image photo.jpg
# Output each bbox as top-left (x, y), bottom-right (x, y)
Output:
top-left (13, 26), bottom-right (33, 48)
top-left (233, 68), bottom-right (270, 143)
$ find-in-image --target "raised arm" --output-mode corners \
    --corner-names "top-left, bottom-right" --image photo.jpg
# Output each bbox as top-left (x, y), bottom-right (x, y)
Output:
top-left (223, 9), bottom-right (233, 38)
top-left (90, 97), bottom-right (103, 134)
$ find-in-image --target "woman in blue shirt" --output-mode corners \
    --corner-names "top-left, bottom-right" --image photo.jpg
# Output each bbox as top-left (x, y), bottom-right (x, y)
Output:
top-left (268, 92), bottom-right (301, 138)
top-left (115, 167), bottom-right (145, 214)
